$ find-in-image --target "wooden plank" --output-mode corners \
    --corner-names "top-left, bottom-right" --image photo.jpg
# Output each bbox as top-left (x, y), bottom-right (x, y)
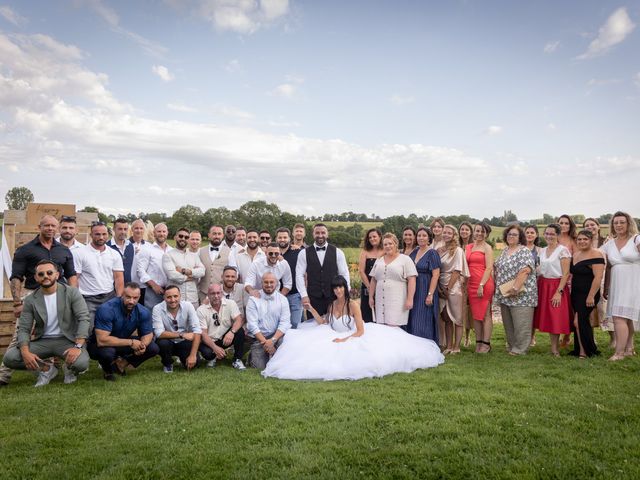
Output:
top-left (26, 203), bottom-right (76, 225)
top-left (3, 210), bottom-right (27, 224)
top-left (0, 322), bottom-right (16, 336)
top-left (76, 212), bottom-right (99, 225)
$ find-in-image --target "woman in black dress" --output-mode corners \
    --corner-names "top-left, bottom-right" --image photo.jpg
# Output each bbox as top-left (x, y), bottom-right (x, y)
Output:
top-left (358, 228), bottom-right (383, 322)
top-left (570, 230), bottom-right (605, 358)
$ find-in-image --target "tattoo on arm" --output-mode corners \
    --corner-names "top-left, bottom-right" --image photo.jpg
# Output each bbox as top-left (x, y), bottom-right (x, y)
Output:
top-left (10, 278), bottom-right (23, 302)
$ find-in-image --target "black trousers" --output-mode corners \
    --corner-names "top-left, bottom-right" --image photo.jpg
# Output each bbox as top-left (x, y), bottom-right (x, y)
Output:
top-left (88, 340), bottom-right (160, 374)
top-left (199, 328), bottom-right (245, 361)
top-left (309, 294), bottom-right (331, 316)
top-left (156, 339), bottom-right (200, 368)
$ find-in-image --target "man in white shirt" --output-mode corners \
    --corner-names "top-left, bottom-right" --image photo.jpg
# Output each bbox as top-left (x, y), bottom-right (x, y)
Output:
top-left (74, 222), bottom-right (125, 329)
top-left (228, 229), bottom-right (265, 283)
top-left (246, 272), bottom-right (291, 370)
top-left (129, 219), bottom-right (148, 303)
top-left (234, 226), bottom-right (247, 249)
top-left (58, 215), bottom-right (85, 254)
top-left (296, 223), bottom-right (350, 316)
top-left (221, 266), bottom-right (249, 313)
top-left (245, 243), bottom-right (292, 297)
top-left (197, 284), bottom-right (246, 370)
top-left (163, 228), bottom-right (205, 309)
top-left (2, 259), bottom-right (90, 387)
top-left (188, 231), bottom-right (202, 253)
top-left (152, 285), bottom-right (201, 372)
top-left (136, 223), bottom-right (172, 310)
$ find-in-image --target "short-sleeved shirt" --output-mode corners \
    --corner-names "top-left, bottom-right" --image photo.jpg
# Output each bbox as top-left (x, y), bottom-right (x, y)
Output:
top-left (197, 298), bottom-right (241, 340)
top-left (74, 244), bottom-right (124, 295)
top-left (10, 236), bottom-right (76, 290)
top-left (94, 296), bottom-right (153, 339)
top-left (539, 245), bottom-right (571, 278)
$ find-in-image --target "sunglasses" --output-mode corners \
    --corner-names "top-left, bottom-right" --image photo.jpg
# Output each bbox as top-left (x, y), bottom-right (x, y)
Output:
top-left (61, 215), bottom-right (76, 222)
top-left (212, 312), bottom-right (220, 326)
top-left (36, 270), bottom-right (56, 278)
top-left (91, 221), bottom-right (106, 227)
top-left (176, 234), bottom-right (189, 239)
top-left (267, 252), bottom-right (280, 257)
top-left (260, 236), bottom-right (270, 240)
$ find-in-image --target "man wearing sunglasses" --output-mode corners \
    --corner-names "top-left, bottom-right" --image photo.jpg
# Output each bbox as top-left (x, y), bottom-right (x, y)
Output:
top-left (2, 260), bottom-right (90, 387)
top-left (1, 215), bottom-right (78, 387)
top-left (244, 243), bottom-right (292, 299)
top-left (197, 283), bottom-right (246, 370)
top-left (259, 230), bottom-right (272, 252)
top-left (162, 228), bottom-right (205, 309)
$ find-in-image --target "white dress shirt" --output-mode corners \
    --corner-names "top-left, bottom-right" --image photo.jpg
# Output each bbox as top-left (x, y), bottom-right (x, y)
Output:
top-left (245, 257), bottom-right (292, 291)
top-left (222, 282), bottom-right (249, 311)
top-left (295, 243), bottom-right (350, 298)
top-left (162, 248), bottom-right (205, 304)
top-left (246, 291), bottom-right (291, 337)
top-left (136, 242), bottom-right (173, 287)
top-left (228, 247), bottom-right (266, 283)
top-left (74, 244), bottom-right (124, 295)
top-left (152, 300), bottom-right (202, 342)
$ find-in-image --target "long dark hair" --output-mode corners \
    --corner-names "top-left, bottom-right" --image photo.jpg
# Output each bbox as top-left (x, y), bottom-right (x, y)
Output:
top-left (556, 214), bottom-right (577, 239)
top-left (328, 275), bottom-right (352, 328)
top-left (401, 226), bottom-right (417, 252)
top-left (362, 227), bottom-right (383, 251)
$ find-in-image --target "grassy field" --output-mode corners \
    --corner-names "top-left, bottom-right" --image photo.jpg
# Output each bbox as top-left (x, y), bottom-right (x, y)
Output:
top-left (1, 326), bottom-right (639, 479)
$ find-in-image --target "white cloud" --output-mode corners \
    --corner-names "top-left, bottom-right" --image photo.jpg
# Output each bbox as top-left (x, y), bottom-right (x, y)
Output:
top-left (270, 83), bottom-right (296, 99)
top-left (587, 78), bottom-right (621, 87)
top-left (152, 65), bottom-right (175, 82)
top-left (224, 59), bottom-right (241, 73)
top-left (80, 0), bottom-right (167, 57)
top-left (577, 7), bottom-right (636, 59)
top-left (390, 94), bottom-right (415, 106)
top-left (211, 104), bottom-right (254, 120)
top-left (485, 125), bottom-right (503, 136)
top-left (0, 5), bottom-right (27, 26)
top-left (547, 123), bottom-right (556, 130)
top-left (167, 102), bottom-right (198, 113)
top-left (268, 119), bottom-right (300, 128)
top-left (543, 41), bottom-right (560, 53)
top-left (196, 0), bottom-right (290, 34)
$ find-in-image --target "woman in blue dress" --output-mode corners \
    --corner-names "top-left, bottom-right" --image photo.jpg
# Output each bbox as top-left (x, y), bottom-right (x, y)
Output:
top-left (408, 227), bottom-right (442, 345)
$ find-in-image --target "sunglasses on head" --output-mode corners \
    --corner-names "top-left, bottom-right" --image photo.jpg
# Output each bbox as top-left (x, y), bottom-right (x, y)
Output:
top-left (36, 270), bottom-right (56, 278)
top-left (61, 215), bottom-right (76, 222)
top-left (91, 221), bottom-right (106, 227)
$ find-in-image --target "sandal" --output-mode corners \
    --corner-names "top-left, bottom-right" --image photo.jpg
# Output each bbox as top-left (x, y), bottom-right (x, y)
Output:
top-left (624, 349), bottom-right (636, 357)
top-left (609, 354), bottom-right (626, 362)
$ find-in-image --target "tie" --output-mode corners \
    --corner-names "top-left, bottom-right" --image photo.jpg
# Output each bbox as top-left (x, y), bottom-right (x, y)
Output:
top-left (210, 246), bottom-right (219, 251)
top-left (316, 246), bottom-right (326, 251)
top-left (225, 294), bottom-right (230, 299)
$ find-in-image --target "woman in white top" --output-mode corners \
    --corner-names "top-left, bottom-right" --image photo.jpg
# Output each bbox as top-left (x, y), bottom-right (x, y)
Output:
top-left (369, 233), bottom-right (418, 327)
top-left (602, 211), bottom-right (640, 361)
top-left (261, 276), bottom-right (444, 380)
top-left (533, 224), bottom-right (572, 356)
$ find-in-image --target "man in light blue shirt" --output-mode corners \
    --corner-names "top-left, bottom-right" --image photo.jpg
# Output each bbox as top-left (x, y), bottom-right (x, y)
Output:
top-left (152, 285), bottom-right (201, 373)
top-left (246, 272), bottom-right (291, 369)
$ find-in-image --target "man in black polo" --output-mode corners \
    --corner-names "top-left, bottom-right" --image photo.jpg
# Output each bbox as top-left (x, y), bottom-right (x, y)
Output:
top-left (0, 215), bottom-right (77, 386)
top-left (295, 223), bottom-right (351, 317)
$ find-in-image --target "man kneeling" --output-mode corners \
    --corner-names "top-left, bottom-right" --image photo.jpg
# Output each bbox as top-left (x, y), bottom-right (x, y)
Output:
top-left (197, 283), bottom-right (246, 370)
top-left (88, 283), bottom-right (159, 381)
top-left (2, 260), bottom-right (90, 386)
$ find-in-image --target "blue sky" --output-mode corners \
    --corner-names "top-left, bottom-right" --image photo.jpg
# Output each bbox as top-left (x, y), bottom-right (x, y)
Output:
top-left (0, 0), bottom-right (638, 220)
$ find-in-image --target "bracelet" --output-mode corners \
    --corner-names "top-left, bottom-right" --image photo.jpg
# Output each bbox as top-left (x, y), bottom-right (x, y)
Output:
top-left (130, 339), bottom-right (134, 346)
top-left (13, 301), bottom-right (23, 306)
top-left (427, 292), bottom-right (433, 296)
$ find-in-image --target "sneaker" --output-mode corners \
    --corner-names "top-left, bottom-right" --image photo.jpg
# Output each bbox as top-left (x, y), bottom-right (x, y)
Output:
top-left (232, 359), bottom-right (246, 370)
top-left (103, 373), bottom-right (117, 382)
top-left (206, 359), bottom-right (216, 368)
top-left (63, 365), bottom-right (77, 384)
top-left (163, 365), bottom-right (174, 374)
top-left (35, 364), bottom-right (59, 387)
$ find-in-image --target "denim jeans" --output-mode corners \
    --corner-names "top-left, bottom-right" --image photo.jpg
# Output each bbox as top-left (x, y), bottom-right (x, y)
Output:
top-left (287, 293), bottom-right (304, 329)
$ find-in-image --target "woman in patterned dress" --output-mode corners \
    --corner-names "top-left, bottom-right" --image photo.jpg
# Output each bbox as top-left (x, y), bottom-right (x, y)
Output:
top-left (493, 224), bottom-right (538, 355)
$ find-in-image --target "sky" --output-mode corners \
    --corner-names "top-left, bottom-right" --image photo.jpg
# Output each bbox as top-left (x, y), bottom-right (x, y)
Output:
top-left (0, 0), bottom-right (638, 220)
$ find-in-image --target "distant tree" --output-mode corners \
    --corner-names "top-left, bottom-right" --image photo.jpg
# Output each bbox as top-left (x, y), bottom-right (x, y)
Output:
top-left (542, 213), bottom-right (555, 225)
top-left (200, 207), bottom-right (234, 233)
top-left (5, 186), bottom-right (34, 210)
top-left (235, 201), bottom-right (283, 233)
top-left (80, 206), bottom-right (109, 223)
top-left (504, 210), bottom-right (518, 223)
top-left (597, 213), bottom-right (613, 225)
top-left (168, 204), bottom-right (203, 234)
top-left (571, 214), bottom-right (585, 225)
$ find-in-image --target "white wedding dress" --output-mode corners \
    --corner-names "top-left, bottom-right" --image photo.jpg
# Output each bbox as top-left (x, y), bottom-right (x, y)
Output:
top-left (262, 315), bottom-right (445, 381)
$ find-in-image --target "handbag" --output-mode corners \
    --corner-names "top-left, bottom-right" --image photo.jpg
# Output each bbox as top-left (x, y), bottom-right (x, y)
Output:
top-left (499, 279), bottom-right (524, 297)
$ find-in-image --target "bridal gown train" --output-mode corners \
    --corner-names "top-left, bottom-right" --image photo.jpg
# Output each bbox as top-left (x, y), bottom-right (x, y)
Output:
top-left (262, 314), bottom-right (444, 381)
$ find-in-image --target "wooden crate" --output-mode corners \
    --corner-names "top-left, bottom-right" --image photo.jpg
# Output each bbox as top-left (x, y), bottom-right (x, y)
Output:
top-left (0, 300), bottom-right (15, 354)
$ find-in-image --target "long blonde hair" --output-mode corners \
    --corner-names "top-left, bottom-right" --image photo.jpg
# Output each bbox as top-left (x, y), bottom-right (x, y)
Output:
top-left (443, 224), bottom-right (460, 257)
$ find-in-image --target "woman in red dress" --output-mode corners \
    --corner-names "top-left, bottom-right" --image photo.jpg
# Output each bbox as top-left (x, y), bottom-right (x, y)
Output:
top-left (465, 222), bottom-right (495, 353)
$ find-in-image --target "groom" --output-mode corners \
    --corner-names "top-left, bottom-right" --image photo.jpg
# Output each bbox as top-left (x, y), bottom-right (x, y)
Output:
top-left (296, 223), bottom-right (350, 316)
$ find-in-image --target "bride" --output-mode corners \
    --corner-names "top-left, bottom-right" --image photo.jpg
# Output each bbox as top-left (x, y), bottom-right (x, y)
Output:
top-left (262, 276), bottom-right (444, 381)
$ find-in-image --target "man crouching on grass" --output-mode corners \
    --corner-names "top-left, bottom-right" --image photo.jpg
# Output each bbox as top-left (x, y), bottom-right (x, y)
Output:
top-left (2, 260), bottom-right (90, 387)
top-left (152, 285), bottom-right (201, 373)
top-left (87, 283), bottom-right (160, 381)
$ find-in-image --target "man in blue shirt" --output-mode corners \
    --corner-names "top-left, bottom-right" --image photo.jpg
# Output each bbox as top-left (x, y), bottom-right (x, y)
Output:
top-left (87, 282), bottom-right (159, 381)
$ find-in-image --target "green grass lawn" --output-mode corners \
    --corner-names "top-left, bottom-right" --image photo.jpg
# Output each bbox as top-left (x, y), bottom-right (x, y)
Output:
top-left (2, 326), bottom-right (639, 479)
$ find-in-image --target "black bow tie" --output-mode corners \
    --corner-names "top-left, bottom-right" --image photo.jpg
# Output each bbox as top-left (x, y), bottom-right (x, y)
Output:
top-left (210, 246), bottom-right (219, 251)
top-left (316, 246), bottom-right (326, 251)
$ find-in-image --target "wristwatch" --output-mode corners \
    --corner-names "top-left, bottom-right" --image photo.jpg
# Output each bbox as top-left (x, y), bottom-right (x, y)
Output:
top-left (74, 343), bottom-right (84, 350)
top-left (178, 332), bottom-right (184, 339)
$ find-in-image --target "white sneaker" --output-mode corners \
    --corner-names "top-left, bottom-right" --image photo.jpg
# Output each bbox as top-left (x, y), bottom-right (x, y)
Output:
top-left (35, 364), bottom-right (59, 387)
top-left (206, 359), bottom-right (216, 368)
top-left (232, 359), bottom-right (246, 370)
top-left (63, 365), bottom-right (77, 384)
top-left (163, 365), bottom-right (174, 373)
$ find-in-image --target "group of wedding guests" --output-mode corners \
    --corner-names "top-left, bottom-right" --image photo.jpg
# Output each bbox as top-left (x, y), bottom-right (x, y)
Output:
top-left (358, 212), bottom-right (640, 361)
top-left (2, 210), bottom-right (638, 387)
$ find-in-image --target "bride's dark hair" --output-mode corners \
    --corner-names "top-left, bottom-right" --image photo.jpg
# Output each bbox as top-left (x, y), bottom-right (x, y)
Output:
top-left (328, 275), bottom-right (352, 328)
